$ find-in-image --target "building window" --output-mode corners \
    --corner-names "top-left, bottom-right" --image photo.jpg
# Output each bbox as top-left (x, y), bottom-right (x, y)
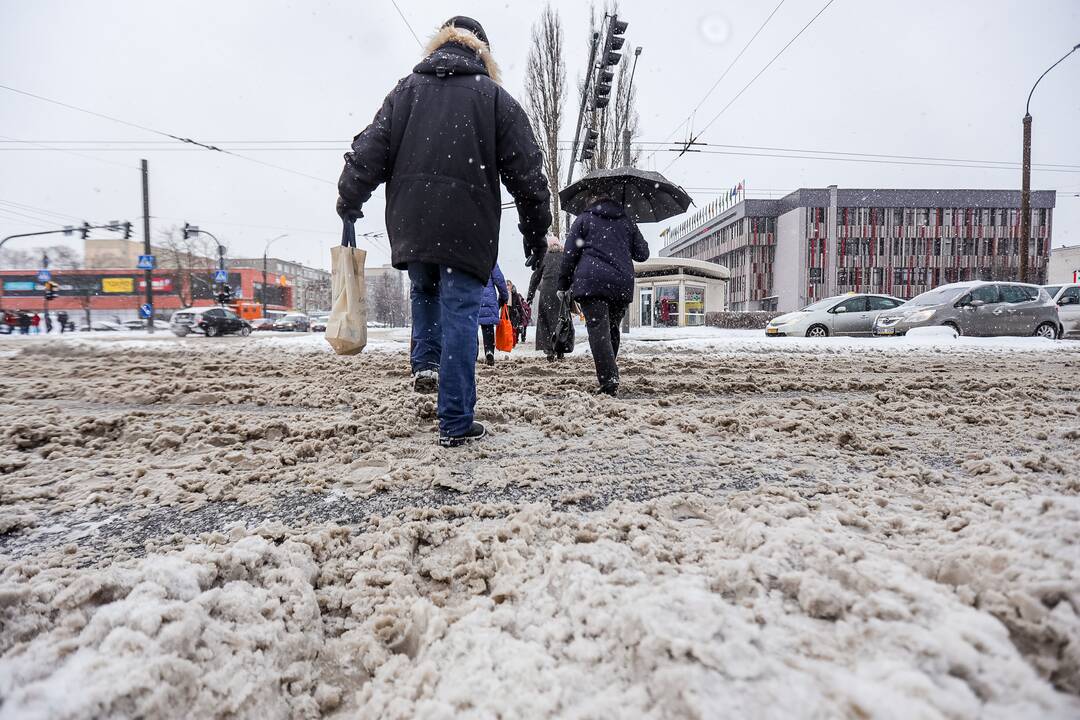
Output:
top-left (684, 286), bottom-right (705, 326)
top-left (655, 286), bottom-right (679, 327)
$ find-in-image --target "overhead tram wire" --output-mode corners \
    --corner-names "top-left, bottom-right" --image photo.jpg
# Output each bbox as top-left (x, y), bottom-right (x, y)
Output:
top-left (666, 0), bottom-right (837, 172)
top-left (0, 84), bottom-right (337, 188)
top-left (643, 0), bottom-right (789, 166)
top-left (0, 198), bottom-right (83, 222)
top-left (389, 0), bottom-right (424, 50)
top-left (9, 138), bottom-right (1080, 171)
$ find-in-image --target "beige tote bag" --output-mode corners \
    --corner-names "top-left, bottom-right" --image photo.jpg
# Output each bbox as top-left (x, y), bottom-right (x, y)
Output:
top-left (325, 220), bottom-right (368, 355)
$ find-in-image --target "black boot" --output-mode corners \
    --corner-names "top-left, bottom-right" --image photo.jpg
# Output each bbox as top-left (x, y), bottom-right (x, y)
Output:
top-left (485, 352), bottom-right (495, 366)
top-left (439, 422), bottom-right (487, 448)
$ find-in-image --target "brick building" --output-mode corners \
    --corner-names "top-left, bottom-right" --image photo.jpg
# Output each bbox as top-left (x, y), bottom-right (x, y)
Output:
top-left (0, 267), bottom-right (292, 323)
top-left (660, 186), bottom-right (1056, 312)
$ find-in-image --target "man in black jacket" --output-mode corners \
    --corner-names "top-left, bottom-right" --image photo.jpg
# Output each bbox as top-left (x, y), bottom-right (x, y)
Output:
top-left (338, 15), bottom-right (550, 447)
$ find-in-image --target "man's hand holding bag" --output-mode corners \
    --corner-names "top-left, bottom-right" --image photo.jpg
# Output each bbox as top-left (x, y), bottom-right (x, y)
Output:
top-left (325, 219), bottom-right (368, 355)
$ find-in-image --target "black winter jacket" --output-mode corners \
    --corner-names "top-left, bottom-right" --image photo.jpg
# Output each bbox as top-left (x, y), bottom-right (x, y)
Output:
top-left (337, 42), bottom-right (551, 281)
top-left (558, 200), bottom-right (651, 304)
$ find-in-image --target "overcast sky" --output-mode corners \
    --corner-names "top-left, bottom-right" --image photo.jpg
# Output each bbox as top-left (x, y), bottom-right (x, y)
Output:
top-left (2, 0), bottom-right (1078, 291)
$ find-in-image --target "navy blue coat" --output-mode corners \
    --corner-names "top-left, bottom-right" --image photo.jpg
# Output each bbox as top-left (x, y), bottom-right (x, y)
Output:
top-left (479, 263), bottom-right (509, 325)
top-left (558, 200), bottom-right (651, 304)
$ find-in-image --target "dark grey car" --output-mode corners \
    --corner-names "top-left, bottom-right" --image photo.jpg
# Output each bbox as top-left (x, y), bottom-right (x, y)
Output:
top-left (874, 282), bottom-right (1062, 338)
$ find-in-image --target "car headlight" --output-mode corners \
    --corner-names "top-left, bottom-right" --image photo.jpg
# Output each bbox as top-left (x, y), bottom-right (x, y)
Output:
top-left (905, 309), bottom-right (935, 323)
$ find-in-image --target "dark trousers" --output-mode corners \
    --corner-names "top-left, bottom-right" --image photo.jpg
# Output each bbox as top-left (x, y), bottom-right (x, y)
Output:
top-left (480, 324), bottom-right (495, 356)
top-left (578, 297), bottom-right (625, 388)
top-left (407, 262), bottom-right (484, 436)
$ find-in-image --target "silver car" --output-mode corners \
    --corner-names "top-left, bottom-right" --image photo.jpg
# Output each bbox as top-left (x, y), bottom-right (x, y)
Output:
top-left (765, 293), bottom-right (905, 337)
top-left (874, 281), bottom-right (1062, 338)
top-left (1042, 283), bottom-right (1080, 338)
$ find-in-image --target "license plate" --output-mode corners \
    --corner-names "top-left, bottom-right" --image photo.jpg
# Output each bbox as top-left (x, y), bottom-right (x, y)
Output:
top-left (766, 327), bottom-right (778, 335)
top-left (877, 328), bottom-right (895, 335)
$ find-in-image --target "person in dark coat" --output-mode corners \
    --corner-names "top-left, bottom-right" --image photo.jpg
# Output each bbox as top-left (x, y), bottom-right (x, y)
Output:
top-left (17, 311), bottom-right (31, 335)
top-left (478, 263), bottom-right (508, 366)
top-left (336, 16), bottom-right (551, 447)
top-left (559, 195), bottom-right (651, 395)
top-left (57, 310), bottom-right (69, 334)
top-left (527, 236), bottom-right (566, 361)
top-left (507, 280), bottom-right (528, 344)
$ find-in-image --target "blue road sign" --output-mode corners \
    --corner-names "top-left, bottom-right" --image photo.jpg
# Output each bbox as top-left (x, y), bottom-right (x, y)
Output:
top-left (37, 269), bottom-right (51, 283)
top-left (137, 254), bottom-right (156, 270)
top-left (139, 304), bottom-right (153, 319)
top-left (213, 269), bottom-right (228, 284)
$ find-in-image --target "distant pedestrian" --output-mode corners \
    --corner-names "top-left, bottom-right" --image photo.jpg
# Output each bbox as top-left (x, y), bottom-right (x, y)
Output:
top-left (336, 15), bottom-right (551, 447)
top-left (558, 194), bottom-right (650, 396)
top-left (43, 312), bottom-right (53, 334)
top-left (30, 313), bottom-right (41, 334)
top-left (507, 280), bottom-right (529, 344)
top-left (17, 312), bottom-right (30, 335)
top-left (57, 310), bottom-right (69, 334)
top-left (527, 236), bottom-right (567, 361)
top-left (478, 263), bottom-right (509, 366)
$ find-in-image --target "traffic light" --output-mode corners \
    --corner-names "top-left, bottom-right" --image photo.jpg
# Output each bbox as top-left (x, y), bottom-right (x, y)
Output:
top-left (122, 222), bottom-right (133, 239)
top-left (43, 281), bottom-right (58, 301)
top-left (580, 129), bottom-right (599, 162)
top-left (182, 223), bottom-right (199, 240)
top-left (216, 284), bottom-right (233, 305)
top-left (80, 222), bottom-right (91, 240)
top-left (601, 14), bottom-right (628, 68)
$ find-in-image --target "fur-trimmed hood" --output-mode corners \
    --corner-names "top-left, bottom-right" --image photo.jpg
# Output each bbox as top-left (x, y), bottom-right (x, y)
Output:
top-left (415, 25), bottom-right (501, 84)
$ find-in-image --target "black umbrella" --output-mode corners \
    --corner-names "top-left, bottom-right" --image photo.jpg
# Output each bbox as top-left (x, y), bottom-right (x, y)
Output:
top-left (558, 166), bottom-right (694, 223)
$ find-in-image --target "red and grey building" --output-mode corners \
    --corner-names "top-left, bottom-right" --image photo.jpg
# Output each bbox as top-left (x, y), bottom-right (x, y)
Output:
top-left (660, 186), bottom-right (1056, 312)
top-left (0, 267), bottom-right (293, 320)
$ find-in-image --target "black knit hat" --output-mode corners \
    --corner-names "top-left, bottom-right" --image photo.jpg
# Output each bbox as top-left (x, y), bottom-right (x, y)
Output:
top-left (442, 16), bottom-right (489, 45)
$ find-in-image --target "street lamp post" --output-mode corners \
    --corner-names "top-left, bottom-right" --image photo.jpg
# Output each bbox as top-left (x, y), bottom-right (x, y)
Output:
top-left (262, 234), bottom-right (288, 318)
top-left (1019, 43), bottom-right (1079, 284)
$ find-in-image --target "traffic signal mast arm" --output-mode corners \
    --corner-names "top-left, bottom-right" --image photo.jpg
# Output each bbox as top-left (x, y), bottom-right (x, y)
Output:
top-left (1, 222), bottom-right (133, 251)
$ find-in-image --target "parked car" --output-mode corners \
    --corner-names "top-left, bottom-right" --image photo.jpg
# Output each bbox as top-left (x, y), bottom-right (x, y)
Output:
top-left (249, 317), bottom-right (278, 331)
top-left (874, 281), bottom-right (1061, 338)
top-left (310, 314), bottom-right (329, 332)
top-left (765, 293), bottom-right (905, 337)
top-left (1042, 283), bottom-right (1080, 338)
top-left (170, 307), bottom-right (252, 337)
top-left (79, 321), bottom-right (124, 332)
top-left (272, 313), bottom-right (311, 332)
top-left (122, 319), bottom-right (170, 331)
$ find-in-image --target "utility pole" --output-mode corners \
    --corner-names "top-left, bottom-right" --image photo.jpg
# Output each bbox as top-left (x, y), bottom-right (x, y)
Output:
top-left (565, 30), bottom-right (602, 235)
top-left (1019, 43), bottom-right (1079, 284)
top-left (620, 47), bottom-right (642, 168)
top-left (141, 159), bottom-right (154, 333)
top-left (262, 234), bottom-right (287, 318)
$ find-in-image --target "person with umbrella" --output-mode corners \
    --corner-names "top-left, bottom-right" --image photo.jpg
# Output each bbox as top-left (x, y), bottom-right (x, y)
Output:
top-left (557, 167), bottom-right (692, 395)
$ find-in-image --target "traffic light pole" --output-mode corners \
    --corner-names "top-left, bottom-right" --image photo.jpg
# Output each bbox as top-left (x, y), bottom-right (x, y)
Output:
top-left (141, 159), bottom-right (155, 333)
top-left (564, 30), bottom-right (602, 235)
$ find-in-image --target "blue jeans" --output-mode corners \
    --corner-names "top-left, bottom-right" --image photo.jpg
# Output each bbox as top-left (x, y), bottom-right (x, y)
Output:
top-left (408, 263), bottom-right (484, 437)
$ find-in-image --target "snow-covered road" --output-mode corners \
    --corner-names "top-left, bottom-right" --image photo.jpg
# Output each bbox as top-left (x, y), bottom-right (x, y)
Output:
top-left (1, 333), bottom-right (1078, 718)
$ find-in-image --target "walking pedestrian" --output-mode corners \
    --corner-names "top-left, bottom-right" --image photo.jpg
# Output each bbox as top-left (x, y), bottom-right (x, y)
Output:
top-left (57, 310), bottom-right (69, 334)
top-left (507, 279), bottom-right (529, 344)
top-left (30, 313), bottom-right (41, 334)
top-left (558, 194), bottom-right (650, 396)
top-left (43, 312), bottom-right (53, 334)
top-left (478, 263), bottom-right (508, 366)
top-left (336, 15), bottom-right (551, 447)
top-left (17, 311), bottom-right (31, 335)
top-left (527, 236), bottom-right (566, 361)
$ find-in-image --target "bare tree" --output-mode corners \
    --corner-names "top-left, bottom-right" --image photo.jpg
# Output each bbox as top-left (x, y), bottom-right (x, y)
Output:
top-left (157, 225), bottom-right (218, 307)
top-left (582, 1), bottom-right (641, 172)
top-left (523, 3), bottom-right (567, 238)
top-left (0, 244), bottom-right (81, 270)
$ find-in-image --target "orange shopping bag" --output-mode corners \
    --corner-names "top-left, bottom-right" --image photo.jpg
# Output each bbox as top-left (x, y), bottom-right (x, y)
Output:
top-left (495, 305), bottom-right (516, 352)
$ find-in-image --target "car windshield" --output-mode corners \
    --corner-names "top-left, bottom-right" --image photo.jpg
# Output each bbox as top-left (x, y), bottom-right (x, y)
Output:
top-left (904, 287), bottom-right (967, 307)
top-left (800, 298), bottom-right (841, 312)
top-left (1042, 285), bottom-right (1062, 297)
top-left (283, 315), bottom-right (304, 321)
